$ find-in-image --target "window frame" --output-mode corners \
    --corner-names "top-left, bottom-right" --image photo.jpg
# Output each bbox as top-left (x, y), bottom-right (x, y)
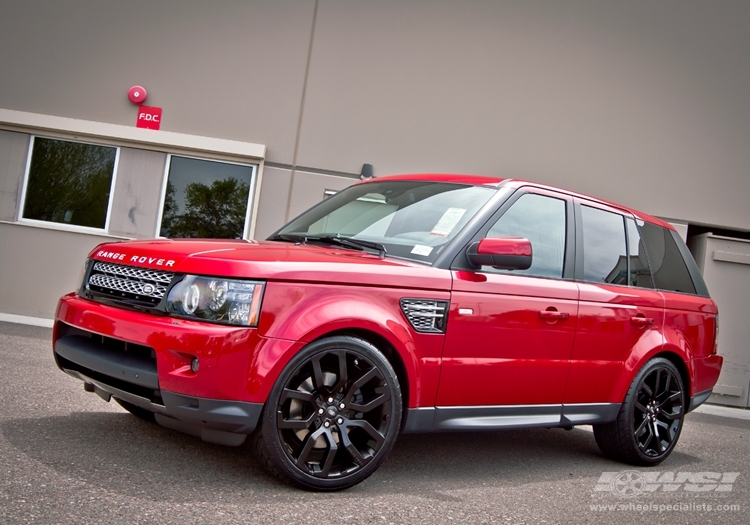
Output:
top-left (450, 187), bottom-right (576, 280)
top-left (154, 153), bottom-right (259, 239)
top-left (573, 198), bottom-right (660, 289)
top-left (18, 135), bottom-right (121, 235)
top-left (576, 202), bottom-right (629, 286)
top-left (624, 217), bottom-right (655, 289)
top-left (636, 220), bottom-right (698, 296)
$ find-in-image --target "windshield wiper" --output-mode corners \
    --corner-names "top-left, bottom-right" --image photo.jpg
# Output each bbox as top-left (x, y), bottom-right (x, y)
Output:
top-left (268, 233), bottom-right (308, 244)
top-left (308, 235), bottom-right (387, 258)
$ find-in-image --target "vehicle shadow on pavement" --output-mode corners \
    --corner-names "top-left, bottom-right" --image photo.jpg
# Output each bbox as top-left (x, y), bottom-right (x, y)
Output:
top-left (1, 412), bottom-right (703, 502)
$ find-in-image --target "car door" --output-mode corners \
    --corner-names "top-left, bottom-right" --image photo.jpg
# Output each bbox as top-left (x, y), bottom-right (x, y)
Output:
top-left (436, 189), bottom-right (578, 418)
top-left (563, 203), bottom-right (665, 408)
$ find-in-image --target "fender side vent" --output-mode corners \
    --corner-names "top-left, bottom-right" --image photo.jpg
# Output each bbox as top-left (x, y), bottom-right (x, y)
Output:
top-left (400, 299), bottom-right (449, 334)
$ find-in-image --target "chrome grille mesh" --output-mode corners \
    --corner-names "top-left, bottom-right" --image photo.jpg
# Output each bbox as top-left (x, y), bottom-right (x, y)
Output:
top-left (88, 261), bottom-right (174, 304)
top-left (400, 299), bottom-right (449, 333)
top-left (92, 262), bottom-right (173, 284)
top-left (89, 274), bottom-right (168, 299)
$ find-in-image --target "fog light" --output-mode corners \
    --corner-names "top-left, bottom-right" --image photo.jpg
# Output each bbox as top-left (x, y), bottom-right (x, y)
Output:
top-left (190, 357), bottom-right (200, 373)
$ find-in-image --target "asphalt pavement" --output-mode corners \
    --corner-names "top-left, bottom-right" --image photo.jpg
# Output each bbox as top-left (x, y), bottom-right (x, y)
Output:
top-left (1, 321), bottom-right (747, 524)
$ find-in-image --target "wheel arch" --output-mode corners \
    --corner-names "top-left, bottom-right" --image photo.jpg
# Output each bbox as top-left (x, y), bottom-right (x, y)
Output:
top-left (255, 285), bottom-right (447, 410)
top-left (626, 347), bottom-right (692, 400)
top-left (652, 350), bottom-right (691, 399)
top-left (310, 327), bottom-right (411, 427)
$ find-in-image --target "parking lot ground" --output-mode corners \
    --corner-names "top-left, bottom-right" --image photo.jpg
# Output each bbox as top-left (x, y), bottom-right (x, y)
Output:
top-left (1, 321), bottom-right (747, 524)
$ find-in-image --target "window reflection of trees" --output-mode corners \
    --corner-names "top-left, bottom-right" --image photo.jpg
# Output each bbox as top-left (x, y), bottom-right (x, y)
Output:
top-left (160, 177), bottom-right (249, 239)
top-left (23, 138), bottom-right (116, 228)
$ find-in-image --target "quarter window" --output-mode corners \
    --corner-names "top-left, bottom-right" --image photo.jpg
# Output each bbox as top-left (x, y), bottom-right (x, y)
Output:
top-left (639, 222), bottom-right (696, 294)
top-left (21, 137), bottom-right (118, 229)
top-left (580, 205), bottom-right (628, 285)
top-left (486, 193), bottom-right (566, 278)
top-left (626, 218), bottom-right (654, 288)
top-left (159, 156), bottom-right (257, 239)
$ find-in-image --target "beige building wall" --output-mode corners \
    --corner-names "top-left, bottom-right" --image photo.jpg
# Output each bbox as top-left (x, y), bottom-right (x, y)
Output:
top-left (108, 149), bottom-right (168, 239)
top-left (1, 1), bottom-right (749, 231)
top-left (0, 130), bottom-right (29, 222)
top-left (298, 1), bottom-right (750, 230)
top-left (0, 1), bottom-right (313, 165)
top-left (0, 223), bottom-right (126, 318)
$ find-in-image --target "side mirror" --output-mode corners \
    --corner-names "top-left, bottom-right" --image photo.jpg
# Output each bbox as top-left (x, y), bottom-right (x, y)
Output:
top-left (467, 237), bottom-right (532, 270)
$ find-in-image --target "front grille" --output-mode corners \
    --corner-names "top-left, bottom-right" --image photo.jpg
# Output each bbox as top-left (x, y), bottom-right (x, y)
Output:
top-left (87, 261), bottom-right (175, 306)
top-left (400, 298), bottom-right (449, 333)
top-left (92, 262), bottom-right (173, 284)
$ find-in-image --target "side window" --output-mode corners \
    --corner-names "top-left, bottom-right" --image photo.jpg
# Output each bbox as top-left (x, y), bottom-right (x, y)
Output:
top-left (625, 218), bottom-right (654, 288)
top-left (159, 155), bottom-right (257, 239)
top-left (580, 205), bottom-right (627, 285)
top-left (485, 193), bottom-right (566, 278)
top-left (639, 222), bottom-right (697, 294)
top-left (21, 136), bottom-right (118, 230)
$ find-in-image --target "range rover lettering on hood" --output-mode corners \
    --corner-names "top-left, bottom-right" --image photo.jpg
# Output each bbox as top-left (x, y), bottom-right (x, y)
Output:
top-left (95, 250), bottom-right (175, 267)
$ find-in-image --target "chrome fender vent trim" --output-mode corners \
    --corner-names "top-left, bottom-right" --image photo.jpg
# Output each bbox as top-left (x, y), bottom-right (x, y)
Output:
top-left (399, 298), bottom-right (449, 333)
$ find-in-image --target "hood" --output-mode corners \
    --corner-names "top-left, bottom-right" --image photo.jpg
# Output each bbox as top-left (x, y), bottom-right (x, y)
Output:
top-left (89, 239), bottom-right (451, 291)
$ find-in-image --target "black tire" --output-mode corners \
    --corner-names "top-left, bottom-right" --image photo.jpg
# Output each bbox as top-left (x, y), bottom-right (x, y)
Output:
top-left (253, 336), bottom-right (402, 491)
top-left (114, 398), bottom-right (156, 422)
top-left (594, 357), bottom-right (685, 466)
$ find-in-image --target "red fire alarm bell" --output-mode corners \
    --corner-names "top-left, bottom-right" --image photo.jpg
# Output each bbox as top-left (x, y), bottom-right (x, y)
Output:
top-left (128, 85), bottom-right (148, 105)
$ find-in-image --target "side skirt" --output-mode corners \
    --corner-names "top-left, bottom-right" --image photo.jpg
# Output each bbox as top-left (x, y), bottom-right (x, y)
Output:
top-left (401, 403), bottom-right (621, 433)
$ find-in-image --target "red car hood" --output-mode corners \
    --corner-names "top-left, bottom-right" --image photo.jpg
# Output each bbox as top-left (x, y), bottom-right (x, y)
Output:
top-left (90, 239), bottom-right (450, 291)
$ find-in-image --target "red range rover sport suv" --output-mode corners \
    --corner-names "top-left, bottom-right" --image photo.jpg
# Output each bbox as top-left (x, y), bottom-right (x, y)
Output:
top-left (54, 174), bottom-right (722, 491)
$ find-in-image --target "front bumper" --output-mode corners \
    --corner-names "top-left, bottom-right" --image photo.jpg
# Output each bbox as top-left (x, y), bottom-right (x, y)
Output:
top-left (59, 361), bottom-right (262, 446)
top-left (53, 293), bottom-right (289, 445)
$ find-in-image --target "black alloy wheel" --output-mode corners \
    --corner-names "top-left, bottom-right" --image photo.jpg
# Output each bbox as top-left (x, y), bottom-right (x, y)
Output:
top-left (253, 336), bottom-right (402, 491)
top-left (594, 358), bottom-right (685, 466)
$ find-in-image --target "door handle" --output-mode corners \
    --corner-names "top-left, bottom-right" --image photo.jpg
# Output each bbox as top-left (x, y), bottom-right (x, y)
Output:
top-left (630, 315), bottom-right (654, 327)
top-left (539, 308), bottom-right (569, 321)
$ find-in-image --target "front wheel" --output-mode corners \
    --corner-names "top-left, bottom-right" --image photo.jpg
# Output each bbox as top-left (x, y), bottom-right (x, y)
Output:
top-left (594, 357), bottom-right (685, 465)
top-left (253, 336), bottom-right (402, 491)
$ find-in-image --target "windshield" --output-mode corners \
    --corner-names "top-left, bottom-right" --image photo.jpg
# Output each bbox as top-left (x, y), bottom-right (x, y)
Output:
top-left (272, 180), bottom-right (497, 264)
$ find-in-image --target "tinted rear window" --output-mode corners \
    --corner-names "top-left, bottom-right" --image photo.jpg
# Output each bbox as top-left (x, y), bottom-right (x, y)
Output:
top-left (639, 222), bottom-right (696, 295)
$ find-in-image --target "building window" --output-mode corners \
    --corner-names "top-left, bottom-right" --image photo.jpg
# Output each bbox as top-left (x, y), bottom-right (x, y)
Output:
top-left (21, 136), bottom-right (118, 230)
top-left (158, 155), bottom-right (257, 239)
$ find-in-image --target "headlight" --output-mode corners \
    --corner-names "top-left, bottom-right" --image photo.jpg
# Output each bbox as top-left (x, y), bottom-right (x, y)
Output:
top-left (76, 259), bottom-right (94, 295)
top-left (167, 276), bottom-right (264, 326)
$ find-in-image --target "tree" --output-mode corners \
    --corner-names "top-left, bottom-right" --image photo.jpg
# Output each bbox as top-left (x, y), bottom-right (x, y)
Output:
top-left (159, 181), bottom-right (178, 237)
top-left (23, 138), bottom-right (116, 228)
top-left (165, 177), bottom-right (249, 239)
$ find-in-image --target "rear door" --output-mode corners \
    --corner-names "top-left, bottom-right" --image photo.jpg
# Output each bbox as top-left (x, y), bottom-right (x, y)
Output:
top-left (563, 202), bottom-right (665, 405)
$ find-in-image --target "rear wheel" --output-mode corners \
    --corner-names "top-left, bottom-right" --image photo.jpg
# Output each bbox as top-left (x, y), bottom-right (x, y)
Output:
top-left (114, 398), bottom-right (156, 422)
top-left (253, 336), bottom-right (402, 491)
top-left (594, 358), bottom-right (685, 465)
